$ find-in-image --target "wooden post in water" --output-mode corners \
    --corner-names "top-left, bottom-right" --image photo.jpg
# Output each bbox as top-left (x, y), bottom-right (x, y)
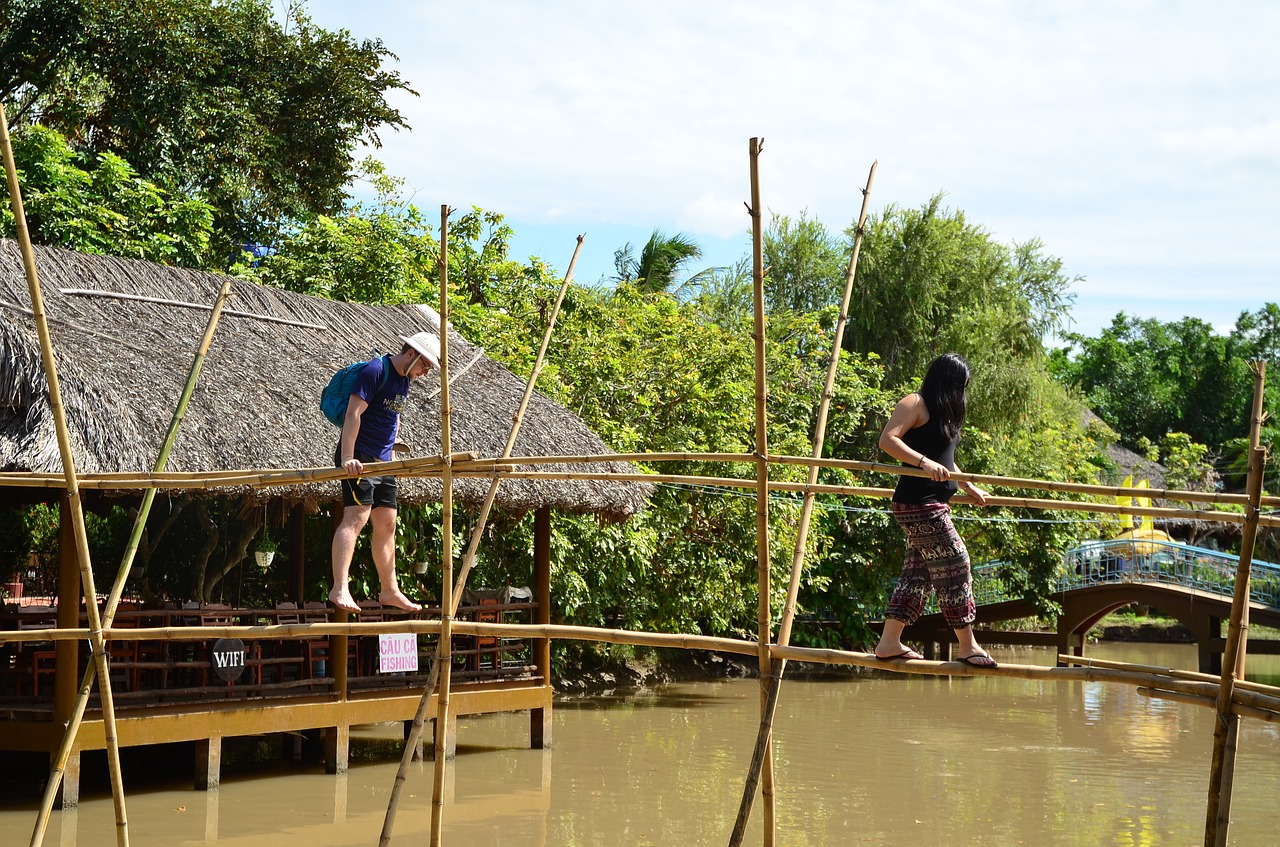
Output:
top-left (1205, 360), bottom-right (1268, 847)
top-left (1, 101), bottom-right (132, 847)
top-left (430, 205), bottom-right (455, 847)
top-left (729, 160), bottom-right (877, 847)
top-left (380, 235), bottom-right (584, 845)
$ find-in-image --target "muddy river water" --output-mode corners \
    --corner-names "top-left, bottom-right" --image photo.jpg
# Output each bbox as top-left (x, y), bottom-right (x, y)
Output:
top-left (2, 643), bottom-right (1277, 846)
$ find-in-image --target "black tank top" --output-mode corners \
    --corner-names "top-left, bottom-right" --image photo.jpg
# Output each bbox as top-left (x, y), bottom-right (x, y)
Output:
top-left (893, 409), bottom-right (959, 505)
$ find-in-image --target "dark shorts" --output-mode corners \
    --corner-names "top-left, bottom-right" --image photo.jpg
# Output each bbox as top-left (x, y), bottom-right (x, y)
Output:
top-left (334, 444), bottom-right (398, 510)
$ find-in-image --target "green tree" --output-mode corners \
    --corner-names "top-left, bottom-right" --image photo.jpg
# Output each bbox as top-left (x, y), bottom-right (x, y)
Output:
top-left (1, 0), bottom-right (412, 257)
top-left (612, 229), bottom-right (716, 297)
top-left (762, 209), bottom-right (847, 315)
top-left (691, 257), bottom-right (753, 331)
top-left (1050, 314), bottom-right (1253, 461)
top-left (848, 199), bottom-right (1074, 369)
top-left (842, 195), bottom-right (1080, 436)
top-left (0, 123), bottom-right (214, 265)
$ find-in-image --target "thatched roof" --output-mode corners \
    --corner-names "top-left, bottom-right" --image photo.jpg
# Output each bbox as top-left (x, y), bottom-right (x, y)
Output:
top-left (0, 240), bottom-right (653, 520)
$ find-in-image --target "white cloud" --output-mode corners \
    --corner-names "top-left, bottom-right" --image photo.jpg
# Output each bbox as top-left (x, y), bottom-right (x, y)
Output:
top-left (1159, 121), bottom-right (1280, 164)
top-left (307, 0), bottom-right (1280, 336)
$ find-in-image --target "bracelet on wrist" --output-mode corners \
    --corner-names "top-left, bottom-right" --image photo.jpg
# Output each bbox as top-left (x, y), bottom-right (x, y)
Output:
top-left (917, 455), bottom-right (926, 468)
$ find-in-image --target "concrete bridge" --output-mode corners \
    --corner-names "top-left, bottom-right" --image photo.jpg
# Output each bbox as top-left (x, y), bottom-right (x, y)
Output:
top-left (895, 539), bottom-right (1280, 673)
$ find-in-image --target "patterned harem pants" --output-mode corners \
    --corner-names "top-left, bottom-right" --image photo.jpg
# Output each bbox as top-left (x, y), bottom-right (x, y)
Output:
top-left (885, 501), bottom-right (976, 629)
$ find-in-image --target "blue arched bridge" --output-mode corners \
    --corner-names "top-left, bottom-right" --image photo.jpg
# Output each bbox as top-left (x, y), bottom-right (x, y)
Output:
top-left (898, 539), bottom-right (1280, 672)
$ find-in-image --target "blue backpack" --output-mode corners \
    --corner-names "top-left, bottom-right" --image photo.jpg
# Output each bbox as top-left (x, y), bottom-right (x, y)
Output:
top-left (320, 355), bottom-right (391, 427)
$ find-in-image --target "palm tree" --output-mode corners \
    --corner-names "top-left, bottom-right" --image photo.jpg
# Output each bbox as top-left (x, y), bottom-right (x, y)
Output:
top-left (612, 229), bottom-right (716, 297)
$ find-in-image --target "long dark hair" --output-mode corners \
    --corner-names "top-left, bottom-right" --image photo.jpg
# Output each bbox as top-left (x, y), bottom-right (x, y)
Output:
top-left (919, 353), bottom-right (970, 441)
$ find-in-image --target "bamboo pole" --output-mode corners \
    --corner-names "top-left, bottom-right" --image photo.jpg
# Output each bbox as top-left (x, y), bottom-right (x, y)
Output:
top-left (730, 160), bottom-right (877, 847)
top-left (29, 277), bottom-right (234, 846)
top-left (10, 616), bottom-right (1280, 717)
top-left (741, 135), bottom-right (777, 847)
top-left (453, 235), bottom-right (582, 590)
top-left (768, 455), bottom-right (1256, 507)
top-left (56, 287), bottom-right (326, 329)
top-left (480, 471), bottom-right (1265, 525)
top-left (1, 449), bottom-right (1268, 513)
top-left (6, 461), bottom-right (1266, 528)
top-left (5, 617), bottom-right (1279, 699)
top-left (0, 452), bottom-right (490, 488)
top-left (1205, 361), bottom-right (1268, 847)
top-left (496, 451), bottom-right (1269, 507)
top-left (429, 205), bottom-right (455, 847)
top-left (1138, 688), bottom-right (1280, 723)
top-left (1, 102), bottom-right (131, 847)
top-left (382, 235), bottom-right (585, 845)
top-left (1057, 655), bottom-right (1280, 696)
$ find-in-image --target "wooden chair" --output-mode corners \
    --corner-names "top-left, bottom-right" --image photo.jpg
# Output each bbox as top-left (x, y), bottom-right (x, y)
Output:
top-left (474, 597), bottom-right (501, 671)
top-left (132, 604), bottom-right (175, 692)
top-left (265, 602), bottom-right (309, 684)
top-left (300, 601), bottom-right (333, 680)
top-left (105, 610), bottom-right (142, 692)
top-left (14, 605), bottom-right (58, 697)
top-left (355, 600), bottom-right (385, 677)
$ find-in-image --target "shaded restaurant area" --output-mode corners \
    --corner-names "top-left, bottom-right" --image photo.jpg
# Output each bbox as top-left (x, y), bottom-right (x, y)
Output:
top-left (0, 240), bottom-right (653, 805)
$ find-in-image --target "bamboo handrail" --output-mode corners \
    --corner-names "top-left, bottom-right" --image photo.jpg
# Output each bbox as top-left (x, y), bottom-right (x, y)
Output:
top-left (0, 452), bottom-right (491, 488)
top-left (4, 451), bottom-right (1272, 514)
top-left (474, 451), bottom-right (1280, 509)
top-left (770, 455), bottom-right (1258, 507)
top-left (485, 470), bottom-right (1276, 526)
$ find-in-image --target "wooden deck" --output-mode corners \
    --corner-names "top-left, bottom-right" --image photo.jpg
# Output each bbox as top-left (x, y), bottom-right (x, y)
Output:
top-left (0, 599), bottom-right (553, 805)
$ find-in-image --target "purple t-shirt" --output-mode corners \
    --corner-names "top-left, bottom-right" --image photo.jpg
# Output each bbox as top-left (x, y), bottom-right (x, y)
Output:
top-left (350, 356), bottom-right (410, 461)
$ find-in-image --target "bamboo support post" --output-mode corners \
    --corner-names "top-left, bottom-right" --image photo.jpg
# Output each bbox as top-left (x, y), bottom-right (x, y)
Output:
top-left (1, 102), bottom-right (131, 847)
top-left (742, 135), bottom-right (777, 847)
top-left (1205, 361), bottom-right (1268, 847)
top-left (382, 234), bottom-right (585, 845)
top-left (730, 159), bottom-right (877, 847)
top-left (428, 206), bottom-right (455, 847)
top-left (30, 277), bottom-right (234, 845)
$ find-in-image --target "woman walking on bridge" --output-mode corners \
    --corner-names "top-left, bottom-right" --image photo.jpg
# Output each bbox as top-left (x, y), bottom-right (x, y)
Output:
top-left (873, 353), bottom-right (997, 668)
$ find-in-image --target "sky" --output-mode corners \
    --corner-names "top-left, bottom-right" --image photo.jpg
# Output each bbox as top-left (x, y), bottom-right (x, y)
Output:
top-left (302, 0), bottom-right (1278, 341)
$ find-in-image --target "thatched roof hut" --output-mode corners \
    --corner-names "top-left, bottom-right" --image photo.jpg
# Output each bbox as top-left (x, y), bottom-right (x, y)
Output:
top-left (0, 240), bottom-right (652, 520)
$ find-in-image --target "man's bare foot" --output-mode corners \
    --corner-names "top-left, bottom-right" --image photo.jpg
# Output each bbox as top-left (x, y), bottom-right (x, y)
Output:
top-left (378, 590), bottom-right (422, 613)
top-left (327, 588), bottom-right (360, 614)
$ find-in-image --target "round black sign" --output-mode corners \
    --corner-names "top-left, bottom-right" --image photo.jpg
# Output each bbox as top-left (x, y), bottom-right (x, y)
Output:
top-left (210, 638), bottom-right (247, 682)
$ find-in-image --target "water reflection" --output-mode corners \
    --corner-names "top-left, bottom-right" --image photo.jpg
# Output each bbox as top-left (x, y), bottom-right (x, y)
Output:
top-left (1, 643), bottom-right (1277, 845)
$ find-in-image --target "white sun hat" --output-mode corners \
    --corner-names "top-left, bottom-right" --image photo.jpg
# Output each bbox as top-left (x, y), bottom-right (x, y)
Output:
top-left (400, 331), bottom-right (441, 368)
